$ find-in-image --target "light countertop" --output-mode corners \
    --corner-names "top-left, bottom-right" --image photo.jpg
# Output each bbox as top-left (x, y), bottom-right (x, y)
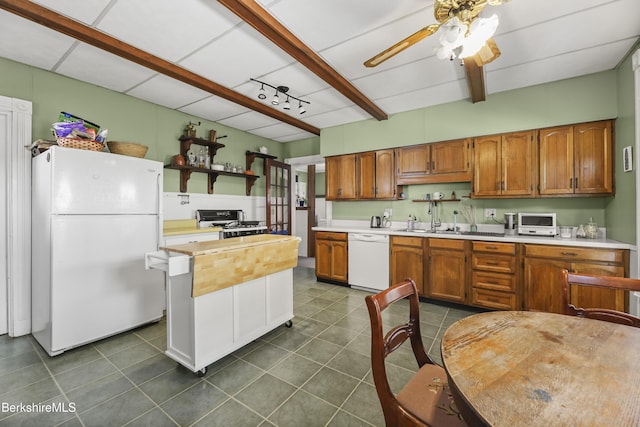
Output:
top-left (160, 234), bottom-right (299, 256)
top-left (312, 224), bottom-right (636, 250)
top-left (163, 219), bottom-right (221, 236)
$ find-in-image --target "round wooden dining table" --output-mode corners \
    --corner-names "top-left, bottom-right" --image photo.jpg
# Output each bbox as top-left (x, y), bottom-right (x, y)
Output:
top-left (441, 310), bottom-right (640, 427)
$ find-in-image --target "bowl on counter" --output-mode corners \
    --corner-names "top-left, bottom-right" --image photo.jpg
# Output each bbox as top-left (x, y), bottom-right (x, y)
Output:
top-left (559, 226), bottom-right (573, 239)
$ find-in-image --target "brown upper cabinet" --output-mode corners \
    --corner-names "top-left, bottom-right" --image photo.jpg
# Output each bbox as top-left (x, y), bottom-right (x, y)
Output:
top-left (357, 149), bottom-right (395, 199)
top-left (326, 150), bottom-right (395, 200)
top-left (326, 154), bottom-right (357, 200)
top-left (396, 139), bottom-right (471, 184)
top-left (472, 131), bottom-right (536, 198)
top-left (538, 120), bottom-right (614, 196)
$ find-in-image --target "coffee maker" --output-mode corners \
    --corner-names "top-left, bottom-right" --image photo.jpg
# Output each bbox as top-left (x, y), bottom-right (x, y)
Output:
top-left (504, 213), bottom-right (517, 235)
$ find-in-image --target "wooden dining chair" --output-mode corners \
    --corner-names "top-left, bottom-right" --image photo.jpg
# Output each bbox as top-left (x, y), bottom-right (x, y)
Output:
top-left (365, 279), bottom-right (467, 427)
top-left (561, 270), bottom-right (640, 327)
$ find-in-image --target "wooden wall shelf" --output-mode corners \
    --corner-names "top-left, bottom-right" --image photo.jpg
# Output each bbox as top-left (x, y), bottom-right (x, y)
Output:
top-left (165, 137), bottom-right (260, 195)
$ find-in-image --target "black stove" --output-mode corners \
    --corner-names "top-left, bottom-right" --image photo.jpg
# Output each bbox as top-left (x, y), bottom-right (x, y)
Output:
top-left (196, 209), bottom-right (267, 239)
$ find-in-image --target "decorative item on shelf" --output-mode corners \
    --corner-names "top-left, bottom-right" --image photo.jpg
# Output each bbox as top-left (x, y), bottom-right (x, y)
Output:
top-left (184, 121), bottom-right (200, 138)
top-left (187, 151), bottom-right (197, 167)
top-left (209, 129), bottom-right (217, 141)
top-left (250, 78), bottom-right (310, 115)
top-left (451, 190), bottom-right (456, 199)
top-left (171, 154), bottom-right (186, 166)
top-left (259, 146), bottom-right (268, 154)
top-left (245, 170), bottom-right (255, 175)
top-left (211, 163), bottom-right (224, 171)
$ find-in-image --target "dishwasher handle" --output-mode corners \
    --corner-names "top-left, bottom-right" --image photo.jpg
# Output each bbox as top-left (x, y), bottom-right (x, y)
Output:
top-left (348, 233), bottom-right (388, 243)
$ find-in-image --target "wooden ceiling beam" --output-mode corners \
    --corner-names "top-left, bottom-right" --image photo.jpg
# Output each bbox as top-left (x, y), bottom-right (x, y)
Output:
top-left (218, 0), bottom-right (388, 121)
top-left (0, 0), bottom-right (321, 135)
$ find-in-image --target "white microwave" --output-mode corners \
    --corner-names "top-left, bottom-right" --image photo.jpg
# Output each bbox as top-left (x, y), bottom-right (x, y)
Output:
top-left (518, 213), bottom-right (557, 236)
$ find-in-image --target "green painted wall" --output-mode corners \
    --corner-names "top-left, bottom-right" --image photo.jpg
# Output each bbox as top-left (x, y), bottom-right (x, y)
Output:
top-left (606, 52), bottom-right (637, 242)
top-left (320, 70), bottom-right (638, 243)
top-left (0, 57), bottom-right (282, 196)
top-left (284, 136), bottom-right (320, 159)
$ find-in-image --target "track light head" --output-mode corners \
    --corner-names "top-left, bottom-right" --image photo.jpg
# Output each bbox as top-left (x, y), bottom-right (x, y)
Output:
top-left (258, 84), bottom-right (266, 100)
top-left (298, 101), bottom-right (306, 115)
top-left (271, 90), bottom-right (279, 105)
top-left (283, 96), bottom-right (291, 111)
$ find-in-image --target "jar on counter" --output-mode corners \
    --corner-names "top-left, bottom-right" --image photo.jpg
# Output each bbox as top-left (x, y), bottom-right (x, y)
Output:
top-left (585, 217), bottom-right (598, 239)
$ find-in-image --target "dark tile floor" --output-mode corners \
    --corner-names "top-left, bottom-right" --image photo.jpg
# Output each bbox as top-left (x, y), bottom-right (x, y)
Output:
top-left (0, 266), bottom-right (480, 426)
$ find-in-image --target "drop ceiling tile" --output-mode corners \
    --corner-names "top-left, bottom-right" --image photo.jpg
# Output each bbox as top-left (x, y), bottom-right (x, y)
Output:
top-left (179, 26), bottom-right (294, 88)
top-left (247, 122), bottom-right (311, 141)
top-left (32, 0), bottom-right (112, 24)
top-left (216, 111), bottom-right (282, 131)
top-left (487, 40), bottom-right (639, 95)
top-left (0, 11), bottom-right (76, 70)
top-left (97, 0), bottom-right (239, 62)
top-left (376, 79), bottom-right (468, 114)
top-left (262, 0), bottom-right (431, 51)
top-left (304, 107), bottom-right (370, 129)
top-left (126, 75), bottom-right (211, 109)
top-left (179, 96), bottom-right (250, 123)
top-left (56, 43), bottom-right (155, 92)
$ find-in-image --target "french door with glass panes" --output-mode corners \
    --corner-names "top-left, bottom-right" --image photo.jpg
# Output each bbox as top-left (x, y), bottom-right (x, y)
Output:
top-left (266, 158), bottom-right (291, 235)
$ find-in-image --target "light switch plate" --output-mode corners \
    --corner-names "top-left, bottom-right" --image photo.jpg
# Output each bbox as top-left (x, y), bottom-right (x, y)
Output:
top-left (623, 146), bottom-right (633, 172)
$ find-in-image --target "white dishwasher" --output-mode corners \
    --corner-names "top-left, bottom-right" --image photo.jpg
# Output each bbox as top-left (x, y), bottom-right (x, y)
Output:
top-left (348, 233), bottom-right (390, 292)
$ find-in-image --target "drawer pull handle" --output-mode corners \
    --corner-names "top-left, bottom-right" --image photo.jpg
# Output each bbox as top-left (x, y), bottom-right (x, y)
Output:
top-left (486, 262), bottom-right (499, 265)
top-left (485, 246), bottom-right (498, 250)
top-left (561, 252), bottom-right (578, 256)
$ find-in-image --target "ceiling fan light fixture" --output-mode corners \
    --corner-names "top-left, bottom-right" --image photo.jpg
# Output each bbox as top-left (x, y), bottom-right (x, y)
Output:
top-left (459, 14), bottom-right (499, 59)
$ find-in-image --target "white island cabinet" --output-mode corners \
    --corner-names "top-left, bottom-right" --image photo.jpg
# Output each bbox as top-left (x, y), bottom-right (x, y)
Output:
top-left (145, 234), bottom-right (299, 375)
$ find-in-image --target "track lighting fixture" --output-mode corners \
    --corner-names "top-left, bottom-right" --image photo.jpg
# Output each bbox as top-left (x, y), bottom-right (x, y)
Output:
top-left (250, 78), bottom-right (310, 116)
top-left (258, 84), bottom-right (266, 100)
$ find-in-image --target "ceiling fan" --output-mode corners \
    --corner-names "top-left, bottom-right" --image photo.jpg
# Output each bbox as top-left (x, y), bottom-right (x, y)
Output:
top-left (364, 0), bottom-right (510, 102)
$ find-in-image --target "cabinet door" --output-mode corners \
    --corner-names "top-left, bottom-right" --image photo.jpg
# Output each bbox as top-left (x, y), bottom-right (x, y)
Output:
top-left (390, 238), bottom-right (424, 294)
top-left (431, 139), bottom-right (470, 178)
top-left (325, 156), bottom-right (341, 201)
top-left (375, 149), bottom-right (395, 199)
top-left (502, 131), bottom-right (536, 197)
top-left (396, 145), bottom-right (430, 184)
top-left (428, 245), bottom-right (466, 303)
top-left (331, 241), bottom-right (349, 283)
top-left (315, 239), bottom-right (333, 280)
top-left (357, 151), bottom-right (376, 199)
top-left (539, 125), bottom-right (573, 195)
top-left (571, 263), bottom-right (625, 312)
top-left (573, 120), bottom-right (613, 194)
top-left (523, 258), bottom-right (569, 313)
top-left (472, 135), bottom-right (501, 196)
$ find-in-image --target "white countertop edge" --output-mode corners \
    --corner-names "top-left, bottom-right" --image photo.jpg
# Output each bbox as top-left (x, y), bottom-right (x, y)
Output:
top-left (312, 225), bottom-right (636, 250)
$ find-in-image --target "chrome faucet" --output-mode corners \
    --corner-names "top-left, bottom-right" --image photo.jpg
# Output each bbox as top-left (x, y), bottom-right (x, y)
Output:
top-left (429, 201), bottom-right (441, 231)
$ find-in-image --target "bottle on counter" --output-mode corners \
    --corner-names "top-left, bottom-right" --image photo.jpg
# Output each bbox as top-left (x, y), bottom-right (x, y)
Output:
top-left (576, 224), bottom-right (587, 238)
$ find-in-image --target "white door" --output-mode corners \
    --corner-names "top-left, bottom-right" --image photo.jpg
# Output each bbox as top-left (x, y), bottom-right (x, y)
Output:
top-left (0, 110), bottom-right (7, 335)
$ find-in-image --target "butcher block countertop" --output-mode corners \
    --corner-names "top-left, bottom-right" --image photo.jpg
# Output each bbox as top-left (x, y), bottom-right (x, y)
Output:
top-left (163, 219), bottom-right (221, 236)
top-left (161, 234), bottom-right (300, 297)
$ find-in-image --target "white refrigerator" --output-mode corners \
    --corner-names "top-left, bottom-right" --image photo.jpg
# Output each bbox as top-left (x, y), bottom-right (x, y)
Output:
top-left (32, 146), bottom-right (165, 356)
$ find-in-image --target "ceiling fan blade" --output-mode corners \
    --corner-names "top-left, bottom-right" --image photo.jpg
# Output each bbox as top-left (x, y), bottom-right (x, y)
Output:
top-left (463, 38), bottom-right (501, 103)
top-left (364, 23), bottom-right (440, 67)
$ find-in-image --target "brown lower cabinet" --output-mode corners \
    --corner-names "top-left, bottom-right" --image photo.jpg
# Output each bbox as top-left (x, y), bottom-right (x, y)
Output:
top-left (523, 244), bottom-right (628, 313)
top-left (426, 238), bottom-right (468, 303)
top-left (471, 241), bottom-right (519, 310)
top-left (315, 231), bottom-right (348, 283)
top-left (389, 236), bottom-right (425, 294)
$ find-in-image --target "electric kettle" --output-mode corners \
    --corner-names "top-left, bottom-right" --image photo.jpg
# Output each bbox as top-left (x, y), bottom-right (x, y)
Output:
top-left (370, 216), bottom-right (382, 228)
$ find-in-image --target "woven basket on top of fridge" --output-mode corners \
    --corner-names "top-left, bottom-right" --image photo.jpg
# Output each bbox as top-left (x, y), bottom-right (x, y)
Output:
top-left (56, 137), bottom-right (105, 151)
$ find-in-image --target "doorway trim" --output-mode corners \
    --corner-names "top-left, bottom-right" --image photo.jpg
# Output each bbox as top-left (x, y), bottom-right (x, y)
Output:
top-left (0, 96), bottom-right (32, 336)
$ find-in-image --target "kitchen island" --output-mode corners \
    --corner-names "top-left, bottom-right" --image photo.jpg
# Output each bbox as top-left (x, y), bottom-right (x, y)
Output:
top-left (146, 234), bottom-right (299, 375)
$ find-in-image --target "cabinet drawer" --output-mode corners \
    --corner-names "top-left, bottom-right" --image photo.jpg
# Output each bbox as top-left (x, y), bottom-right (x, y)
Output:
top-left (429, 238), bottom-right (465, 250)
top-left (315, 231), bottom-right (347, 242)
top-left (472, 241), bottom-right (515, 255)
top-left (472, 271), bottom-right (516, 292)
top-left (472, 253), bottom-right (516, 274)
top-left (471, 288), bottom-right (517, 310)
top-left (524, 244), bottom-right (624, 263)
top-left (391, 236), bottom-right (424, 248)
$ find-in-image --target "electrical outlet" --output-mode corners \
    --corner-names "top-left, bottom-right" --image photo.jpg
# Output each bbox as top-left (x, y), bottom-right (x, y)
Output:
top-left (484, 208), bottom-right (496, 218)
top-left (384, 208), bottom-right (392, 217)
